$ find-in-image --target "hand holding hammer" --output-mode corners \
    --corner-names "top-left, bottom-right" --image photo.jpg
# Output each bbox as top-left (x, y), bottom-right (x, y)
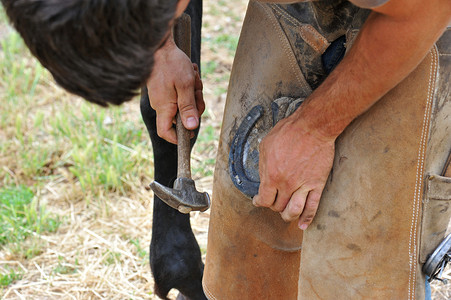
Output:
top-left (150, 14), bottom-right (211, 214)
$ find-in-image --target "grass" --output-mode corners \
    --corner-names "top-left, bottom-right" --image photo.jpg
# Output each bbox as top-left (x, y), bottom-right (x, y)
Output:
top-left (129, 238), bottom-right (148, 259)
top-left (0, 1), bottom-right (450, 299)
top-left (0, 267), bottom-right (23, 288)
top-left (102, 250), bottom-right (122, 266)
top-left (0, 1), bottom-right (242, 298)
top-left (0, 9), bottom-right (154, 199)
top-left (52, 256), bottom-right (78, 275)
top-left (201, 60), bottom-right (218, 76)
top-left (0, 185), bottom-right (60, 258)
top-left (0, 5), bottom-right (155, 291)
top-left (49, 102), bottom-right (151, 196)
top-left (202, 34), bottom-right (239, 56)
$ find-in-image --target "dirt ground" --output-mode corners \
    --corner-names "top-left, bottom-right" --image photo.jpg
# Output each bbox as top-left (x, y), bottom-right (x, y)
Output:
top-left (1, 1), bottom-right (450, 299)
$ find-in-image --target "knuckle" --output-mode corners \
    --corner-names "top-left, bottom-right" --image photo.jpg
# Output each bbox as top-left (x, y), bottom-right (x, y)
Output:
top-left (281, 214), bottom-right (294, 223)
top-left (179, 103), bottom-right (196, 114)
top-left (156, 128), bottom-right (166, 139)
top-left (290, 200), bottom-right (305, 213)
top-left (272, 204), bottom-right (284, 213)
top-left (258, 196), bottom-right (274, 207)
top-left (268, 172), bottom-right (282, 184)
top-left (258, 200), bottom-right (271, 208)
top-left (286, 177), bottom-right (299, 189)
top-left (302, 214), bottom-right (315, 224)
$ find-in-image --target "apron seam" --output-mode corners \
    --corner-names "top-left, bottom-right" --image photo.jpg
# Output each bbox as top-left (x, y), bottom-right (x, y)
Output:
top-left (203, 280), bottom-right (217, 300)
top-left (408, 46), bottom-right (438, 300)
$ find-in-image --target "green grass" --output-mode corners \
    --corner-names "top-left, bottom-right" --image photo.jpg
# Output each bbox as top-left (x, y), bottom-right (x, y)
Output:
top-left (0, 6), bottom-right (156, 272)
top-left (48, 102), bottom-right (150, 196)
top-left (129, 238), bottom-right (148, 259)
top-left (0, 267), bottom-right (23, 287)
top-left (0, 186), bottom-right (60, 257)
top-left (102, 250), bottom-right (122, 265)
top-left (129, 238), bottom-right (149, 265)
top-left (52, 256), bottom-right (78, 275)
top-left (0, 31), bottom-right (44, 104)
top-left (0, 7), bottom-right (153, 198)
top-left (202, 34), bottom-right (239, 56)
top-left (214, 86), bottom-right (228, 96)
top-left (212, 34), bottom-right (239, 52)
top-left (201, 61), bottom-right (218, 76)
top-left (0, 6), bottom-right (6, 22)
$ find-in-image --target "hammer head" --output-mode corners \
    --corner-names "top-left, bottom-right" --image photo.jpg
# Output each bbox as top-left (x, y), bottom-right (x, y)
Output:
top-left (150, 178), bottom-right (210, 214)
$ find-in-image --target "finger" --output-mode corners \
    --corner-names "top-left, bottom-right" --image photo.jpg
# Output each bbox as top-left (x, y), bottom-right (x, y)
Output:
top-left (176, 72), bottom-right (199, 130)
top-left (280, 187), bottom-right (309, 222)
top-left (298, 190), bottom-right (322, 230)
top-left (193, 65), bottom-right (203, 90)
top-left (270, 190), bottom-right (292, 212)
top-left (193, 63), bottom-right (200, 73)
top-left (253, 182), bottom-right (278, 208)
top-left (195, 89), bottom-right (205, 116)
top-left (193, 69), bottom-right (205, 115)
top-left (156, 111), bottom-right (177, 144)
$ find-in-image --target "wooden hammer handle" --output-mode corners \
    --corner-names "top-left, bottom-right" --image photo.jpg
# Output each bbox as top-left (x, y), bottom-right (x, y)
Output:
top-left (174, 13), bottom-right (192, 179)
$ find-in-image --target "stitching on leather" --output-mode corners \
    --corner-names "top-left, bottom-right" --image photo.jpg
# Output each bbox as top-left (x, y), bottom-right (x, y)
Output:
top-left (203, 281), bottom-right (217, 300)
top-left (409, 47), bottom-right (437, 300)
top-left (261, 3), bottom-right (311, 92)
top-left (272, 5), bottom-right (302, 27)
top-left (274, 4), bottom-right (329, 46)
top-left (271, 5), bottom-right (330, 53)
top-left (407, 46), bottom-right (438, 300)
top-left (300, 25), bottom-right (326, 53)
top-left (270, 5), bottom-right (329, 49)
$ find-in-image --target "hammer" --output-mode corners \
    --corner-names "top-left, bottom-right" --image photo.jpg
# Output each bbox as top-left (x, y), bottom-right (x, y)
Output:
top-left (150, 13), bottom-right (211, 214)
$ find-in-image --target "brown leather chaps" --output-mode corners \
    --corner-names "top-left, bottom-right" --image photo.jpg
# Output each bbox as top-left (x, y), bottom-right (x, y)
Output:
top-left (203, 1), bottom-right (451, 299)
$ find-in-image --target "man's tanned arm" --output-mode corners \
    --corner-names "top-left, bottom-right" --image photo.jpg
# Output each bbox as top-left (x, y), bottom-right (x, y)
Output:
top-left (253, 0), bottom-right (451, 229)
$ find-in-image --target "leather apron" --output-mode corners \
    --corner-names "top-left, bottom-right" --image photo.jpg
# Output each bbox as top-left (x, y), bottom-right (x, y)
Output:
top-left (203, 1), bottom-right (451, 299)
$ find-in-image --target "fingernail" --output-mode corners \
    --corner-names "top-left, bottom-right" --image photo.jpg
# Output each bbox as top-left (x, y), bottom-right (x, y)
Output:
top-left (299, 224), bottom-right (308, 231)
top-left (186, 117), bottom-right (197, 128)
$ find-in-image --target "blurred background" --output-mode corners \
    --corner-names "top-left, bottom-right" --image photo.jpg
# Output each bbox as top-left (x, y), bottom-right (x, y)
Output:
top-left (0, 1), bottom-right (449, 299)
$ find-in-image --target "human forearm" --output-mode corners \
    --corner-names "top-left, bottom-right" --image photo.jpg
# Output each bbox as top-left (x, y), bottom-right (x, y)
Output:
top-left (294, 0), bottom-right (451, 140)
top-left (254, 0), bottom-right (451, 229)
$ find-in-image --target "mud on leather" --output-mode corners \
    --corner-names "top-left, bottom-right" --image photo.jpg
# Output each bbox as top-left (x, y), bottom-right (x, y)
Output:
top-left (203, 1), bottom-right (451, 299)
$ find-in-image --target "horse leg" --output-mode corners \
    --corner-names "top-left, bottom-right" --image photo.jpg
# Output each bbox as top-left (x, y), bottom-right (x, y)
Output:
top-left (140, 2), bottom-right (206, 299)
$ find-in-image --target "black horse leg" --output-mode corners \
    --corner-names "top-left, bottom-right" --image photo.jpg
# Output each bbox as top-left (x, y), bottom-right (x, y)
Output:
top-left (140, 1), bottom-right (206, 299)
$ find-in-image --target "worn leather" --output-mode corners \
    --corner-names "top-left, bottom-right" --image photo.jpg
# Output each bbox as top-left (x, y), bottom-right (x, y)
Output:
top-left (299, 30), bottom-right (451, 300)
top-left (298, 47), bottom-right (436, 300)
top-left (420, 175), bottom-right (451, 264)
top-left (203, 2), bottom-right (306, 299)
top-left (417, 27), bottom-right (451, 294)
top-left (204, 1), bottom-right (367, 298)
top-left (203, 0), bottom-right (451, 298)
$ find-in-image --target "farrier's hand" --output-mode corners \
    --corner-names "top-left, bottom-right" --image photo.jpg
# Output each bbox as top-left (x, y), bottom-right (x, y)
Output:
top-left (253, 110), bottom-right (335, 230)
top-left (147, 38), bottom-right (205, 144)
